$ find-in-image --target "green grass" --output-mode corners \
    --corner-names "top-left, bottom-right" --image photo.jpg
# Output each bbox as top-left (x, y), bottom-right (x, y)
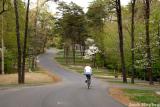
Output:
top-left (55, 51), bottom-right (121, 77)
top-left (55, 56), bottom-right (116, 76)
top-left (123, 89), bottom-right (160, 104)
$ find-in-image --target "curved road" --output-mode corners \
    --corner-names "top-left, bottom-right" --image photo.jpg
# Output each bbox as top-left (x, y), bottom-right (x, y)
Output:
top-left (0, 49), bottom-right (125, 107)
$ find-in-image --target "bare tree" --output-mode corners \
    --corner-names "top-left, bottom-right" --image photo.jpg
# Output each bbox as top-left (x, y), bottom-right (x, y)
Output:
top-left (131, 0), bottom-right (136, 84)
top-left (115, 0), bottom-right (127, 83)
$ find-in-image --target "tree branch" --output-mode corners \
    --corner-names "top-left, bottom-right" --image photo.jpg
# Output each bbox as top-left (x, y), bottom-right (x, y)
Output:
top-left (0, 10), bottom-right (7, 15)
top-left (0, 0), bottom-right (7, 15)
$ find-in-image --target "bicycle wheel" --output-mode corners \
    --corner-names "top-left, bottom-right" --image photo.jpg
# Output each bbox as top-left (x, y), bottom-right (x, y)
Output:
top-left (87, 78), bottom-right (91, 89)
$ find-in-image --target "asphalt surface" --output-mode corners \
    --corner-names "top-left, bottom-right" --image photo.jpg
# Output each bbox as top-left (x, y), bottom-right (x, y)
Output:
top-left (0, 49), bottom-right (125, 107)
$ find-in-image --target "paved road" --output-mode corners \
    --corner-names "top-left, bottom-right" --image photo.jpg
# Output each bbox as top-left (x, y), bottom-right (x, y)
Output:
top-left (0, 49), bottom-right (125, 107)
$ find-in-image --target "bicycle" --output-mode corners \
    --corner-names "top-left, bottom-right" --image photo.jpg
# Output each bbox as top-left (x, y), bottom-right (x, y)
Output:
top-left (86, 77), bottom-right (91, 89)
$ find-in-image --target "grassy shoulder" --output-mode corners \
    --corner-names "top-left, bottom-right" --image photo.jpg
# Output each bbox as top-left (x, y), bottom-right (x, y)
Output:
top-left (55, 51), bottom-right (120, 77)
top-left (103, 77), bottom-right (160, 89)
top-left (109, 88), bottom-right (160, 107)
top-left (124, 89), bottom-right (160, 104)
top-left (55, 51), bottom-right (160, 87)
top-left (0, 69), bottom-right (60, 87)
top-left (56, 51), bottom-right (160, 106)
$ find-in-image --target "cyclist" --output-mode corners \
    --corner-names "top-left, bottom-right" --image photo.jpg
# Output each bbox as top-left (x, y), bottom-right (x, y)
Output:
top-left (84, 64), bottom-right (92, 83)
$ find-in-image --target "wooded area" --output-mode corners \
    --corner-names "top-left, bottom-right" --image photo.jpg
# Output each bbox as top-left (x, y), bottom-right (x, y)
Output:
top-left (53, 0), bottom-right (160, 85)
top-left (0, 0), bottom-right (57, 83)
top-left (1, 0), bottom-right (160, 85)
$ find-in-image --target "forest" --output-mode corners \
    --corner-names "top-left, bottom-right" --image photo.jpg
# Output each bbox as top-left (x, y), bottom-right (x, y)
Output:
top-left (0, 0), bottom-right (160, 85)
top-left (53, 0), bottom-right (160, 85)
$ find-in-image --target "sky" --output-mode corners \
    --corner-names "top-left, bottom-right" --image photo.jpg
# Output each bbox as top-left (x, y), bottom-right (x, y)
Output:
top-left (29, 0), bottom-right (131, 14)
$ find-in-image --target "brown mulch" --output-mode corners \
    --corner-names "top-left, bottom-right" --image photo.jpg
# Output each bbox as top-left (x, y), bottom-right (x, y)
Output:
top-left (0, 70), bottom-right (61, 85)
top-left (41, 70), bottom-right (61, 83)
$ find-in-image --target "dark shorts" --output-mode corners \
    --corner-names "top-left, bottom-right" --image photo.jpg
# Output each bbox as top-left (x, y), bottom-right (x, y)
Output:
top-left (86, 74), bottom-right (91, 80)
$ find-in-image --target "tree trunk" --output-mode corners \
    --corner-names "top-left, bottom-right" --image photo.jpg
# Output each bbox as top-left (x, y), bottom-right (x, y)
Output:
top-left (64, 45), bottom-right (66, 60)
top-left (72, 41), bottom-right (76, 64)
top-left (115, 0), bottom-right (127, 83)
top-left (144, 0), bottom-right (153, 85)
top-left (0, 58), bottom-right (1, 74)
top-left (80, 42), bottom-right (83, 58)
top-left (42, 32), bottom-right (47, 53)
top-left (158, 22), bottom-right (160, 57)
top-left (1, 15), bottom-right (4, 75)
top-left (14, 0), bottom-right (22, 84)
top-left (34, 0), bottom-right (39, 38)
top-left (66, 46), bottom-right (69, 65)
top-left (1, 0), bottom-right (7, 75)
top-left (131, 0), bottom-right (136, 84)
top-left (31, 56), bottom-right (35, 70)
top-left (82, 43), bottom-right (86, 56)
top-left (32, 0), bottom-right (39, 67)
top-left (93, 54), bottom-right (96, 67)
top-left (22, 0), bottom-right (30, 83)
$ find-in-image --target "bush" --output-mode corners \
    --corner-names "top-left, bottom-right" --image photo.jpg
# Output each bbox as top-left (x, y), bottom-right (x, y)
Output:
top-left (95, 53), bottom-right (104, 67)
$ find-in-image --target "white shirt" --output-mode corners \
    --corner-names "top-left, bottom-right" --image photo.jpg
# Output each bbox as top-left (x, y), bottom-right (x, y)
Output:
top-left (84, 66), bottom-right (92, 75)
